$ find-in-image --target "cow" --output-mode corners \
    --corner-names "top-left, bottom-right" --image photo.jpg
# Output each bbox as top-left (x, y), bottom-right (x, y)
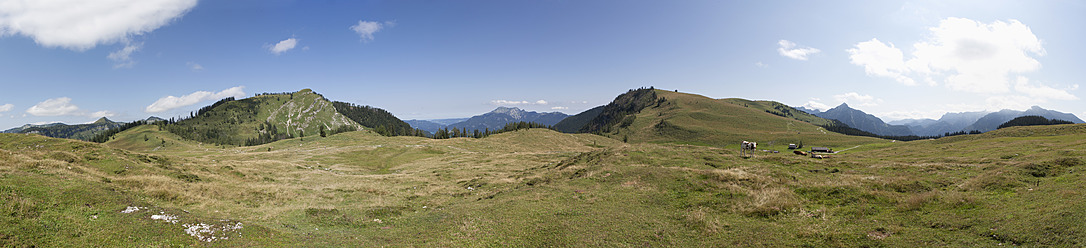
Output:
top-left (740, 141), bottom-right (757, 158)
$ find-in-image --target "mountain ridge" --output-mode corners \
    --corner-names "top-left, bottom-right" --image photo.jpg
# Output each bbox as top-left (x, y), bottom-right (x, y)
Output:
top-left (815, 103), bottom-right (915, 136)
top-left (443, 107), bottom-right (569, 132)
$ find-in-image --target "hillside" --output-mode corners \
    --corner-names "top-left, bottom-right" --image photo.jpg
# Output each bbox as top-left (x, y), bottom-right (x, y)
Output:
top-left (332, 101), bottom-right (415, 136)
top-left (159, 89), bottom-right (362, 146)
top-left (553, 105), bottom-right (605, 133)
top-left (583, 89), bottom-right (884, 149)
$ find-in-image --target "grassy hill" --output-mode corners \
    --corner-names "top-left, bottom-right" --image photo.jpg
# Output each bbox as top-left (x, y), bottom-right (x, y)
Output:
top-left (0, 133), bottom-right (292, 246)
top-left (161, 89), bottom-right (362, 146)
top-left (5, 120), bottom-right (1086, 246)
top-left (586, 89), bottom-right (884, 149)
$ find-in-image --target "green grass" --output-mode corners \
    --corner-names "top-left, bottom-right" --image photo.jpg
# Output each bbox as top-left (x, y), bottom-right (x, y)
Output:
top-left (608, 90), bottom-right (886, 150)
top-left (4, 122), bottom-right (1086, 246)
top-left (159, 89), bottom-right (362, 146)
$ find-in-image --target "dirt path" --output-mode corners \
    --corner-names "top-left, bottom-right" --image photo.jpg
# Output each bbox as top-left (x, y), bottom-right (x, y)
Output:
top-left (836, 145), bottom-right (862, 153)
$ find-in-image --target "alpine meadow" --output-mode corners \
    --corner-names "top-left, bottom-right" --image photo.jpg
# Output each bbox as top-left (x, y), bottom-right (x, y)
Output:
top-left (2, 1), bottom-right (1086, 247)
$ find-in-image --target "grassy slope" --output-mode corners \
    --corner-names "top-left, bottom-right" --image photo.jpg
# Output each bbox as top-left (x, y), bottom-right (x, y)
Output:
top-left (167, 89), bottom-right (361, 145)
top-left (10, 119), bottom-right (1086, 246)
top-left (0, 133), bottom-right (291, 247)
top-left (614, 89), bottom-right (884, 150)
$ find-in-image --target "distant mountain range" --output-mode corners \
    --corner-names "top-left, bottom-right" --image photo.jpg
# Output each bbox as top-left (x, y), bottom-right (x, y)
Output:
top-left (2, 116), bottom-right (163, 141)
top-left (811, 103), bottom-right (915, 136)
top-left (961, 106), bottom-right (1083, 133)
top-left (406, 107), bottom-right (568, 133)
top-left (802, 104), bottom-right (1083, 137)
top-left (404, 118), bottom-right (469, 133)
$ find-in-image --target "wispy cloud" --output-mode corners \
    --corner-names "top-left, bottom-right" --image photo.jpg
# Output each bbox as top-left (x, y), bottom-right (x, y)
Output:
top-left (490, 100), bottom-right (548, 106)
top-left (777, 40), bottom-right (820, 60)
top-left (1013, 77), bottom-right (1078, 100)
top-left (108, 42), bottom-right (142, 68)
top-left (187, 62), bottom-right (204, 71)
top-left (550, 106), bottom-right (568, 110)
top-left (0, 104), bottom-right (13, 112)
top-left (268, 38), bottom-right (298, 55)
top-left (145, 86), bottom-right (247, 113)
top-left (834, 92), bottom-right (882, 107)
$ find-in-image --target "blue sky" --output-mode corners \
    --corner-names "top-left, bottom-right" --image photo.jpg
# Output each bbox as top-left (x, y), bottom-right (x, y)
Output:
top-left (1, 0), bottom-right (1084, 129)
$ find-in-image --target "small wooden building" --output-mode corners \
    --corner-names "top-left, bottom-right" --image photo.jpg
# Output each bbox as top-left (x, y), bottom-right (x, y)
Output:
top-left (788, 144), bottom-right (798, 149)
top-left (811, 147), bottom-right (832, 153)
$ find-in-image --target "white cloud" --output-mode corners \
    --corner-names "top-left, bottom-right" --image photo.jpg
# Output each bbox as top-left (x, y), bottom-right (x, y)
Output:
top-left (107, 42), bottom-right (142, 68)
top-left (802, 100), bottom-right (830, 111)
top-left (268, 38), bottom-right (298, 55)
top-left (490, 99), bottom-right (548, 106)
top-left (25, 97), bottom-right (111, 117)
top-left (350, 20), bottom-right (390, 42)
top-left (847, 38), bottom-right (915, 85)
top-left (777, 40), bottom-right (820, 60)
top-left (0, 0), bottom-right (197, 51)
top-left (833, 92), bottom-right (882, 107)
top-left (88, 110), bottom-right (116, 118)
top-left (849, 18), bottom-right (1046, 94)
top-left (0, 103), bottom-right (12, 112)
top-left (145, 86), bottom-right (247, 113)
top-left (551, 106), bottom-right (568, 110)
top-left (1013, 77), bottom-right (1078, 100)
top-left (755, 62), bottom-right (768, 68)
top-left (26, 97), bottom-right (81, 116)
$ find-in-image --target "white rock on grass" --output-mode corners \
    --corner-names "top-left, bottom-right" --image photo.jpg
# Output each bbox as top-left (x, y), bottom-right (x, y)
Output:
top-left (121, 206), bottom-right (140, 213)
top-left (151, 214), bottom-right (179, 224)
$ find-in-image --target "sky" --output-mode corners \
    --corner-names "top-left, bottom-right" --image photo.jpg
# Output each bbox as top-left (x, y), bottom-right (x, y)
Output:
top-left (1, 0), bottom-right (1084, 130)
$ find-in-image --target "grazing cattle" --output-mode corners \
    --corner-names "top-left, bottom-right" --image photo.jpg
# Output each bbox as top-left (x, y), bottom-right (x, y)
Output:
top-left (740, 141), bottom-right (757, 158)
top-left (793, 150), bottom-right (807, 156)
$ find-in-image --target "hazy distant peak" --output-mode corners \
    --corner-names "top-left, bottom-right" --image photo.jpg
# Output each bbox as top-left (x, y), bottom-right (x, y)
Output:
top-left (489, 106), bottom-right (528, 119)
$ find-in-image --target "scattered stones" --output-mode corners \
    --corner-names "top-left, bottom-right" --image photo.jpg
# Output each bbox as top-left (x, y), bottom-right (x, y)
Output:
top-left (183, 221), bottom-right (244, 242)
top-left (151, 214), bottom-right (179, 224)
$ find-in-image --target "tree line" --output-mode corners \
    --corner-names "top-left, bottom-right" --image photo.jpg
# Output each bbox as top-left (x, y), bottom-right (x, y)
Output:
top-left (997, 115), bottom-right (1073, 129)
